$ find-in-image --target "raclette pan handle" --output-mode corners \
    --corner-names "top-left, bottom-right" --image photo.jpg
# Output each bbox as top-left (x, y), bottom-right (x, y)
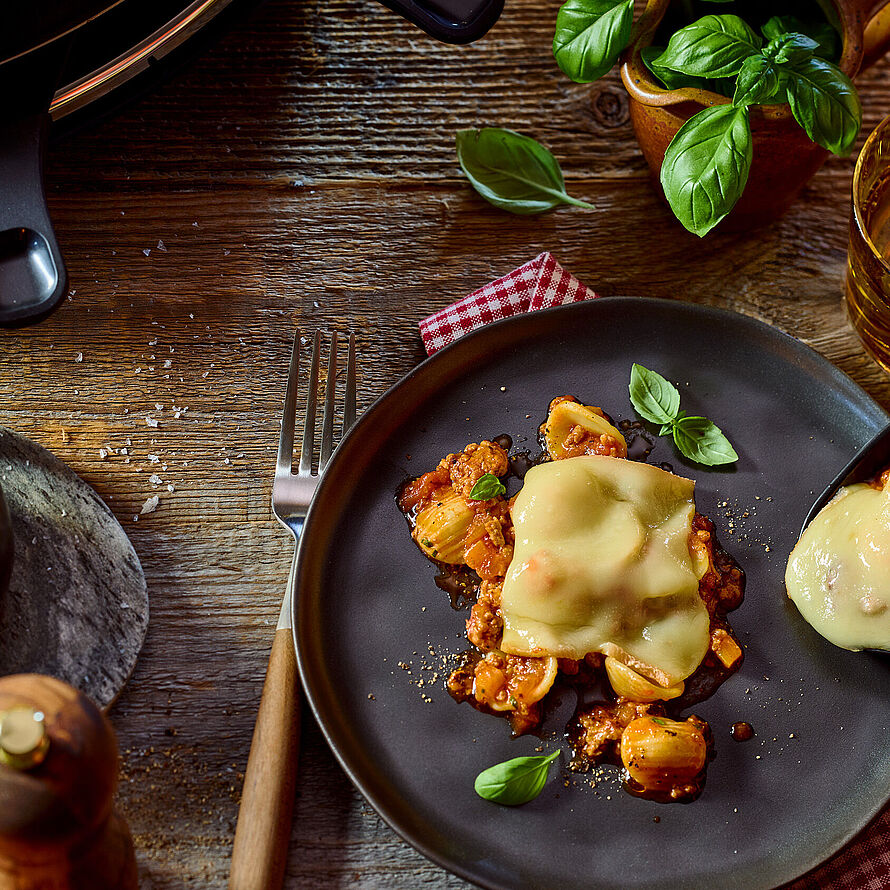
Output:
top-left (0, 113), bottom-right (68, 326)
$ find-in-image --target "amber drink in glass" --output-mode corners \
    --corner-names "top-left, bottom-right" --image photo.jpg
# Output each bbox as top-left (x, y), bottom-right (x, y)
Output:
top-left (846, 116), bottom-right (890, 372)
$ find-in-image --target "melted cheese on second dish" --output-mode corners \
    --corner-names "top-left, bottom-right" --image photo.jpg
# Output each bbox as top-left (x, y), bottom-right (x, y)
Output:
top-left (500, 455), bottom-right (709, 685)
top-left (786, 482), bottom-right (890, 651)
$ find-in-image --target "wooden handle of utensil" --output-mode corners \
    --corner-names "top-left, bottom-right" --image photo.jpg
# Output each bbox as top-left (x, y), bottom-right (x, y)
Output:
top-left (229, 627), bottom-right (301, 890)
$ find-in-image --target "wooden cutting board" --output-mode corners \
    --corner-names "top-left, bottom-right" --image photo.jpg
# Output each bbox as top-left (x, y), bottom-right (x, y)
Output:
top-left (0, 428), bottom-right (147, 710)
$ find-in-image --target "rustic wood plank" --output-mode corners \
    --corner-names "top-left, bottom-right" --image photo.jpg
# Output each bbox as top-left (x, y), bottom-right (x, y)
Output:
top-left (2, 0), bottom-right (890, 884)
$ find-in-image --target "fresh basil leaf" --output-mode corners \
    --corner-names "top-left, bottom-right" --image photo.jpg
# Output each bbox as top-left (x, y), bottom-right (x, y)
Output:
top-left (641, 46), bottom-right (731, 93)
top-left (628, 363), bottom-right (681, 425)
top-left (781, 56), bottom-right (861, 154)
top-left (762, 15), bottom-right (839, 61)
top-left (658, 422), bottom-right (674, 436)
top-left (552, 0), bottom-right (634, 84)
top-left (732, 54), bottom-right (780, 107)
top-left (765, 32), bottom-right (819, 64)
top-left (660, 104), bottom-right (752, 237)
top-left (469, 473), bottom-right (507, 500)
top-left (653, 15), bottom-right (761, 78)
top-left (672, 415), bottom-right (738, 466)
top-left (456, 128), bottom-right (595, 215)
top-left (474, 751), bottom-right (560, 806)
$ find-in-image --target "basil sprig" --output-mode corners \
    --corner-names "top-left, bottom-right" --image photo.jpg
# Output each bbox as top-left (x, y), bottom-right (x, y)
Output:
top-left (469, 473), bottom-right (507, 500)
top-left (652, 13), bottom-right (859, 234)
top-left (629, 363), bottom-right (738, 467)
top-left (553, 0), bottom-right (634, 84)
top-left (474, 751), bottom-right (560, 805)
top-left (456, 128), bottom-right (595, 215)
top-left (762, 15), bottom-right (839, 61)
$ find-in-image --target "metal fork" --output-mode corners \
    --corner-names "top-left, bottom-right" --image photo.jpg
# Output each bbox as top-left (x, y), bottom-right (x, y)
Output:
top-left (229, 330), bottom-right (356, 890)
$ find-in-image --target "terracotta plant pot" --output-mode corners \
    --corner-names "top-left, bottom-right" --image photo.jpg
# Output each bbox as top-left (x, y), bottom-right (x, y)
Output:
top-left (620, 0), bottom-right (890, 232)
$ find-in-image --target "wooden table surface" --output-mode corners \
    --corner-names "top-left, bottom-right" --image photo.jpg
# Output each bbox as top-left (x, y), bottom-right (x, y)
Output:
top-left (4, 0), bottom-right (890, 885)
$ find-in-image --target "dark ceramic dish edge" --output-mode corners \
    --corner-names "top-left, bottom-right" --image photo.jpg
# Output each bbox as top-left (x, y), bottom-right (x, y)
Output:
top-left (291, 297), bottom-right (890, 890)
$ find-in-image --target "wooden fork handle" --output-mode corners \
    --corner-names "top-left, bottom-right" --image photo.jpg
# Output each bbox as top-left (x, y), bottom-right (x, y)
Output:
top-left (229, 627), bottom-right (301, 890)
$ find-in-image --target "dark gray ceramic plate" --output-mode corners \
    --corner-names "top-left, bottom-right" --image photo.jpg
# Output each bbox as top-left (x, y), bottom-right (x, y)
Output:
top-left (294, 298), bottom-right (890, 890)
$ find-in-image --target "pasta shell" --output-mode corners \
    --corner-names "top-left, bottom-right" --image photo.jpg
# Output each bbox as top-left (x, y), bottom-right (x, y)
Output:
top-left (620, 716), bottom-right (707, 794)
top-left (543, 400), bottom-right (627, 459)
top-left (604, 656), bottom-right (684, 702)
top-left (413, 485), bottom-right (474, 563)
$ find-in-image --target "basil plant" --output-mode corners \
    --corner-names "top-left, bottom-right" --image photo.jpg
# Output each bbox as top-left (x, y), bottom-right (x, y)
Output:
top-left (553, 5), bottom-right (862, 236)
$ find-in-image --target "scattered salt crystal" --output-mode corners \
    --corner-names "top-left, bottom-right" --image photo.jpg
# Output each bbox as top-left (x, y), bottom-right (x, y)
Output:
top-left (223, 248), bottom-right (231, 256)
top-left (157, 240), bottom-right (167, 252)
top-left (99, 449), bottom-right (108, 459)
top-left (202, 371), bottom-right (209, 378)
top-left (149, 474), bottom-right (162, 485)
top-left (163, 359), bottom-right (172, 368)
top-left (148, 338), bottom-right (158, 346)
top-left (146, 417), bottom-right (158, 428)
top-left (148, 454), bottom-right (160, 463)
top-left (140, 495), bottom-right (159, 515)
top-left (224, 458), bottom-right (231, 465)
top-left (120, 447), bottom-right (128, 455)
top-left (143, 248), bottom-right (151, 257)
top-left (155, 403), bottom-right (163, 411)
top-left (75, 352), bottom-right (83, 363)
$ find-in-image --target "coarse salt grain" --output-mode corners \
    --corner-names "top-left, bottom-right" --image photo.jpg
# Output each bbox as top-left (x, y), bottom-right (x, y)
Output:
top-left (146, 417), bottom-right (159, 428)
top-left (140, 496), bottom-right (159, 515)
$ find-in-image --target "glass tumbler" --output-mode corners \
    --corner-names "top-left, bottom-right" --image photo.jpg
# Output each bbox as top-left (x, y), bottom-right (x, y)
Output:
top-left (847, 115), bottom-right (890, 372)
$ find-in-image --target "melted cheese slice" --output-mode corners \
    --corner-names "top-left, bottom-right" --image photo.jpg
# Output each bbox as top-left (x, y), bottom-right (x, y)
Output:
top-left (500, 455), bottom-right (709, 685)
top-left (786, 483), bottom-right (890, 651)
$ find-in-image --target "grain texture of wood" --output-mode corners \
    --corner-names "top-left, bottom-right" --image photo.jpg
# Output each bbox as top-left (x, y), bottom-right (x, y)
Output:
top-left (229, 627), bottom-right (300, 890)
top-left (0, 0), bottom-right (889, 885)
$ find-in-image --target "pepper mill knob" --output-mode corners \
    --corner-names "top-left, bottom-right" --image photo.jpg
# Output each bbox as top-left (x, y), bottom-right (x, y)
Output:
top-left (0, 674), bottom-right (138, 890)
top-left (0, 707), bottom-right (49, 771)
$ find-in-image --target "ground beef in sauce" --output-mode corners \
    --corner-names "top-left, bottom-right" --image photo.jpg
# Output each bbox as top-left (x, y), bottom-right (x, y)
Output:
top-left (576, 700), bottom-right (661, 760)
top-left (441, 440), bottom-right (510, 501)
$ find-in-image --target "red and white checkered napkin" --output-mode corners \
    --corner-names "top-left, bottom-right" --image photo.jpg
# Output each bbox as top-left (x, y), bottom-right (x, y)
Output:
top-left (419, 252), bottom-right (597, 355)
top-left (420, 253), bottom-right (890, 888)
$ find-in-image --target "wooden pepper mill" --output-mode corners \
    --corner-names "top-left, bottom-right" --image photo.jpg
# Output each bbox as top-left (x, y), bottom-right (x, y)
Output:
top-left (0, 674), bottom-right (138, 890)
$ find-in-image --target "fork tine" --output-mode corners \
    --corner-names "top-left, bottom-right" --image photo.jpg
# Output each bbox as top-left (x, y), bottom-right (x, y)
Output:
top-left (276, 329), bottom-right (301, 475)
top-left (298, 331), bottom-right (321, 475)
top-left (343, 332), bottom-right (356, 436)
top-left (319, 331), bottom-right (338, 469)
